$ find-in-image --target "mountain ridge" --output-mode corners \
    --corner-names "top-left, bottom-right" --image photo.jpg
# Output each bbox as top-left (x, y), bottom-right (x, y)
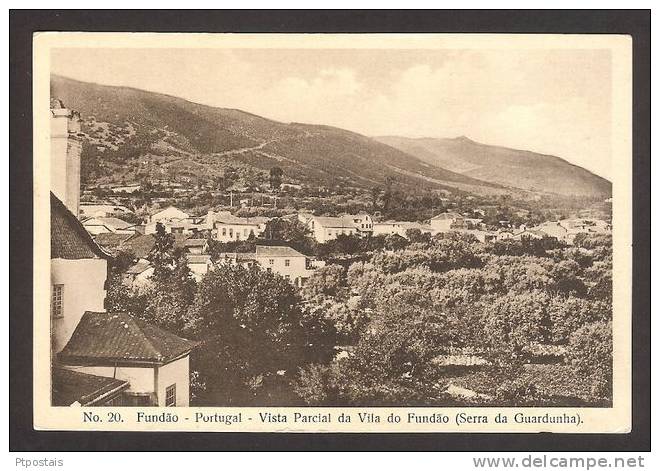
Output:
top-left (375, 135), bottom-right (611, 197)
top-left (51, 74), bottom-right (608, 199)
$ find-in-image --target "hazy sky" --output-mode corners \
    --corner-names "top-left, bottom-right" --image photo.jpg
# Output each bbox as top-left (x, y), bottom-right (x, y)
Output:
top-left (51, 47), bottom-right (612, 179)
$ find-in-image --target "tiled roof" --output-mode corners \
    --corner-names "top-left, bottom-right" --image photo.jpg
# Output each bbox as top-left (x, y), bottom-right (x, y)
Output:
top-left (125, 259), bottom-right (152, 275)
top-left (212, 213), bottom-right (270, 226)
top-left (59, 311), bottom-right (198, 365)
top-left (186, 254), bottom-right (211, 264)
top-left (80, 203), bottom-right (131, 213)
top-left (94, 217), bottom-right (133, 230)
top-left (52, 368), bottom-right (129, 406)
top-left (94, 232), bottom-right (134, 252)
top-left (313, 216), bottom-right (358, 229)
top-left (513, 229), bottom-right (547, 238)
top-left (184, 238), bottom-right (207, 247)
top-left (119, 234), bottom-right (187, 259)
top-left (430, 212), bottom-right (462, 221)
top-left (51, 193), bottom-right (110, 260)
top-left (216, 252), bottom-right (257, 261)
top-left (400, 222), bottom-right (434, 231)
top-left (342, 213), bottom-right (371, 220)
top-left (255, 245), bottom-right (304, 258)
top-left (119, 234), bottom-right (156, 258)
top-left (375, 220), bottom-right (402, 226)
top-left (150, 206), bottom-right (189, 220)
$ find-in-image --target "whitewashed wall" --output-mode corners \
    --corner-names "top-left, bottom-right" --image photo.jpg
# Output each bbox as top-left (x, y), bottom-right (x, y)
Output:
top-left (51, 258), bottom-right (107, 353)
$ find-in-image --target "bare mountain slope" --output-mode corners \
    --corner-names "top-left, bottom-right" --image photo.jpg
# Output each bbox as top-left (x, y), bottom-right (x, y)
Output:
top-left (376, 135), bottom-right (611, 198)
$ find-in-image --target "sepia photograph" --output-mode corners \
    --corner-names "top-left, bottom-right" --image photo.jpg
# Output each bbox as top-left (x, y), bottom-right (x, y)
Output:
top-left (28, 31), bottom-right (635, 433)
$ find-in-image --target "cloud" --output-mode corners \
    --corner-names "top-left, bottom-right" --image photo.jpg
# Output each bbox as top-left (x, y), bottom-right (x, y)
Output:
top-left (245, 68), bottom-right (363, 123)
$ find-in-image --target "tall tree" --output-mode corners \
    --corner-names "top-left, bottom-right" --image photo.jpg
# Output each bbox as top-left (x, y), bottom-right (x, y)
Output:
top-left (148, 222), bottom-right (176, 281)
top-left (185, 264), bottom-right (337, 405)
top-left (269, 166), bottom-right (283, 191)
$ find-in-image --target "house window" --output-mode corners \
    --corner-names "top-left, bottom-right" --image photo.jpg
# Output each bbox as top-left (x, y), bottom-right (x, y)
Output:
top-left (222, 228), bottom-right (227, 236)
top-left (269, 259), bottom-right (274, 265)
top-left (285, 274), bottom-right (290, 280)
top-left (285, 259), bottom-right (290, 267)
top-left (165, 384), bottom-right (176, 407)
top-left (51, 284), bottom-right (63, 319)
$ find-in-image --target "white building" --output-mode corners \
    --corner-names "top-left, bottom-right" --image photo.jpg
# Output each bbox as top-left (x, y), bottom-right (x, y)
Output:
top-left (298, 215), bottom-right (363, 243)
top-left (533, 219), bottom-right (612, 245)
top-left (184, 238), bottom-right (208, 254)
top-left (216, 245), bottom-right (320, 287)
top-left (372, 220), bottom-right (406, 238)
top-left (148, 206), bottom-right (190, 224)
top-left (58, 311), bottom-right (196, 407)
top-left (144, 217), bottom-right (208, 237)
top-left (372, 220), bottom-right (434, 239)
top-left (429, 212), bottom-right (463, 233)
top-left (536, 221), bottom-right (570, 242)
top-left (344, 213), bottom-right (373, 236)
top-left (186, 254), bottom-right (213, 281)
top-left (207, 210), bottom-right (269, 242)
top-left (511, 228), bottom-right (548, 241)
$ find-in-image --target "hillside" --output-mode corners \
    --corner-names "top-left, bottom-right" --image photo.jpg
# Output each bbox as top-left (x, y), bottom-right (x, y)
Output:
top-left (375, 136), bottom-right (611, 198)
top-left (51, 75), bottom-right (514, 196)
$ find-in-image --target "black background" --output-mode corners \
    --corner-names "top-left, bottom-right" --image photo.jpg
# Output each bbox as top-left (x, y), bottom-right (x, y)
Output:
top-left (9, 9), bottom-right (650, 451)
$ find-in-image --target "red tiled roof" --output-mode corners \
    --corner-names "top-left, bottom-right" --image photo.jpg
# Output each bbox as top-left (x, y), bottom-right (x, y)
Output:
top-left (52, 368), bottom-right (129, 406)
top-left (51, 193), bottom-right (110, 260)
top-left (59, 311), bottom-right (198, 365)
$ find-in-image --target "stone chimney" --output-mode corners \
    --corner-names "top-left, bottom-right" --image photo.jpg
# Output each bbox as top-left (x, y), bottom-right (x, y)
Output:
top-left (50, 98), bottom-right (83, 216)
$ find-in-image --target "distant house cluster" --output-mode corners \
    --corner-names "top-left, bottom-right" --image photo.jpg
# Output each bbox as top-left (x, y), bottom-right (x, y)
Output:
top-left (83, 200), bottom-right (613, 270)
top-left (107, 232), bottom-right (323, 288)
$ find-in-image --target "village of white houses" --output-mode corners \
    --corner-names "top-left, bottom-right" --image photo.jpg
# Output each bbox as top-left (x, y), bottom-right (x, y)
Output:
top-left (48, 47), bottom-right (614, 408)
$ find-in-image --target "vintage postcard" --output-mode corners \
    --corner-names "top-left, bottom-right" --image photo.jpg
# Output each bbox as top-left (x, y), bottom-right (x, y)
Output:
top-left (33, 32), bottom-right (632, 433)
